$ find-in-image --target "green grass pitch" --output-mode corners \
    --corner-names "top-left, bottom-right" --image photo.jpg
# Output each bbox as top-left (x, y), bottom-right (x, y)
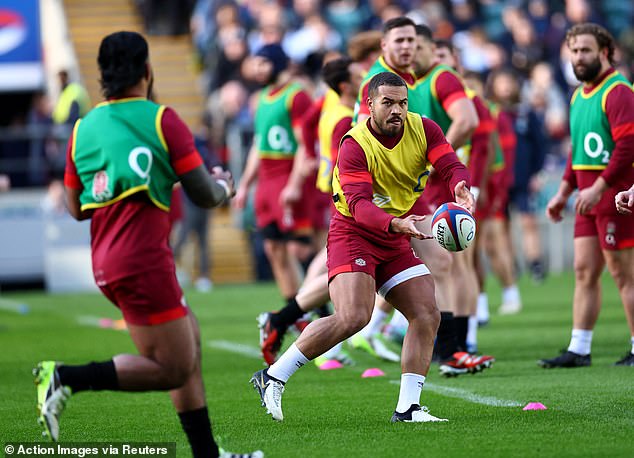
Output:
top-left (1, 272), bottom-right (633, 457)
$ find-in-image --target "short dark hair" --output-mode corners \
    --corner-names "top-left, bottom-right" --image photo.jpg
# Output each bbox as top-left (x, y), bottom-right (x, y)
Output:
top-left (383, 16), bottom-right (416, 35)
top-left (565, 22), bottom-right (616, 64)
top-left (322, 57), bottom-right (353, 95)
top-left (98, 31), bottom-right (149, 98)
top-left (368, 72), bottom-right (407, 99)
top-left (434, 38), bottom-right (454, 53)
top-left (415, 24), bottom-right (433, 41)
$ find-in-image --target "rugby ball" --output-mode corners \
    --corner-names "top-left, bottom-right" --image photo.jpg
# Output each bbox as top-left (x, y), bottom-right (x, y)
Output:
top-left (431, 203), bottom-right (476, 252)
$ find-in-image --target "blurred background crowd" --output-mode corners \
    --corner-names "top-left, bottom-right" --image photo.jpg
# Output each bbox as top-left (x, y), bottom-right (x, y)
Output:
top-left (0, 0), bottom-right (633, 289)
top-left (184, 0), bottom-right (632, 181)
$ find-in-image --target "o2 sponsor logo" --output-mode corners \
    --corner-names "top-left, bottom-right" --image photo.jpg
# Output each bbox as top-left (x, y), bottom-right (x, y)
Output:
top-left (583, 132), bottom-right (610, 164)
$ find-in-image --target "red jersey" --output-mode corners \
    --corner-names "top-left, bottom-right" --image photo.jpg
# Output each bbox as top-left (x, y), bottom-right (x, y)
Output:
top-left (496, 109), bottom-right (517, 188)
top-left (331, 116), bottom-right (353, 166)
top-left (64, 107), bottom-right (202, 284)
top-left (468, 95), bottom-right (495, 188)
top-left (302, 97), bottom-right (324, 159)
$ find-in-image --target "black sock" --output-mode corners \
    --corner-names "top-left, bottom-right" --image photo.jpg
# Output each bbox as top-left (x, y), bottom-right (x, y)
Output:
top-left (178, 407), bottom-right (219, 458)
top-left (434, 312), bottom-right (458, 360)
top-left (454, 316), bottom-right (469, 352)
top-left (274, 297), bottom-right (305, 328)
top-left (58, 360), bottom-right (118, 393)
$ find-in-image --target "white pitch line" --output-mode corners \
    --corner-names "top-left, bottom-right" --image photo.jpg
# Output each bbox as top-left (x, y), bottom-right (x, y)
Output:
top-left (207, 339), bottom-right (523, 408)
top-left (390, 380), bottom-right (522, 407)
top-left (0, 298), bottom-right (30, 313)
top-left (207, 340), bottom-right (262, 359)
top-left (77, 315), bottom-right (104, 327)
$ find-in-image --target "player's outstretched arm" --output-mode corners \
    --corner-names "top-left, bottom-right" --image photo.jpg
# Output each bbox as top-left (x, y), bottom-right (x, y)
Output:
top-left (180, 165), bottom-right (235, 209)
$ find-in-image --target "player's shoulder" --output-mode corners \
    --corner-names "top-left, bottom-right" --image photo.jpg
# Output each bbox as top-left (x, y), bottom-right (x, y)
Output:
top-left (602, 77), bottom-right (634, 112)
top-left (434, 64), bottom-right (462, 81)
top-left (419, 115), bottom-right (441, 132)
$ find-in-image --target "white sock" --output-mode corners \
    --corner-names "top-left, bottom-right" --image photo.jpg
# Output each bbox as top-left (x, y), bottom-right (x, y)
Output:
top-left (466, 315), bottom-right (478, 350)
top-left (396, 373), bottom-right (426, 413)
top-left (389, 309), bottom-right (408, 329)
top-left (502, 285), bottom-right (521, 304)
top-left (360, 307), bottom-right (388, 338)
top-left (267, 343), bottom-right (309, 383)
top-left (568, 329), bottom-right (593, 356)
top-left (477, 293), bottom-right (489, 322)
top-left (630, 336), bottom-right (634, 355)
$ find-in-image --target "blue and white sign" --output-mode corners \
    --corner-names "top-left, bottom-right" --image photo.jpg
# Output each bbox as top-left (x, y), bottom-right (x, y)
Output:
top-left (0, 0), bottom-right (43, 91)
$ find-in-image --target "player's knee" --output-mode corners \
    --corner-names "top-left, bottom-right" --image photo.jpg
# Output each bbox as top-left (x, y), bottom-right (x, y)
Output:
top-left (337, 310), bottom-right (371, 336)
top-left (413, 301), bottom-right (440, 331)
top-left (573, 260), bottom-right (601, 284)
top-left (426, 305), bottom-right (441, 331)
top-left (164, 356), bottom-right (196, 388)
top-left (609, 268), bottom-right (631, 291)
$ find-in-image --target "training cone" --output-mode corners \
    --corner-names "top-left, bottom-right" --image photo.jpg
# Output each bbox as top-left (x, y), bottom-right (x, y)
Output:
top-left (318, 360), bottom-right (344, 370)
top-left (523, 402), bottom-right (547, 411)
top-left (99, 318), bottom-right (113, 328)
top-left (361, 368), bottom-right (385, 378)
top-left (113, 319), bottom-right (127, 330)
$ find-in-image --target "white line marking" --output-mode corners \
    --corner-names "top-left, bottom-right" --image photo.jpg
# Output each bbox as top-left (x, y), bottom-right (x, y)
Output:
top-left (76, 315), bottom-right (104, 327)
top-left (390, 380), bottom-right (522, 407)
top-left (0, 298), bottom-right (30, 313)
top-left (207, 340), bottom-right (262, 359)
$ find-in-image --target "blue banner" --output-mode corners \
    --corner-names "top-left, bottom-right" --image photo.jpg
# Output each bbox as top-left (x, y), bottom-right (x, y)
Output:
top-left (0, 0), bottom-right (43, 90)
top-left (0, 0), bottom-right (41, 63)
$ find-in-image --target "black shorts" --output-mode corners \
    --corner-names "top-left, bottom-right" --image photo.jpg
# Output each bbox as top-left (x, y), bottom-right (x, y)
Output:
top-left (260, 222), bottom-right (312, 245)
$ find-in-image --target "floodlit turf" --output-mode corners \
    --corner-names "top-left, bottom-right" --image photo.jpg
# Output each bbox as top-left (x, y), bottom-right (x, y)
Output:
top-left (1, 271), bottom-right (633, 457)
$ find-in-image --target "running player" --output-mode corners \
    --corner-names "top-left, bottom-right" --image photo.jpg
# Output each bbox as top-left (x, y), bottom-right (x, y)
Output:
top-left (34, 31), bottom-right (262, 458)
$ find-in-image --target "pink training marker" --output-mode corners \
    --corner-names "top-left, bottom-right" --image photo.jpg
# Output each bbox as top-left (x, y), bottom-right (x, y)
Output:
top-left (361, 368), bottom-right (385, 378)
top-left (523, 402), bottom-right (547, 411)
top-left (98, 318), bottom-right (113, 328)
top-left (318, 360), bottom-right (344, 370)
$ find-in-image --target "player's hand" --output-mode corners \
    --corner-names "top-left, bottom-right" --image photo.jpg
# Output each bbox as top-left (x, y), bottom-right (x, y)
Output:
top-left (615, 189), bottom-right (634, 214)
top-left (546, 193), bottom-right (567, 222)
top-left (280, 183), bottom-right (301, 207)
top-left (233, 186), bottom-right (248, 209)
top-left (389, 215), bottom-right (432, 240)
top-left (454, 180), bottom-right (475, 213)
top-left (302, 157), bottom-right (319, 176)
top-left (575, 186), bottom-right (601, 215)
